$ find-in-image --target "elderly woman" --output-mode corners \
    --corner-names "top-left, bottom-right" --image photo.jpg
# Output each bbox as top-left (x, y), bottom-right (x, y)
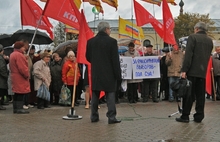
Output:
top-left (9, 41), bottom-right (30, 114)
top-left (50, 53), bottom-right (62, 105)
top-left (33, 52), bottom-right (51, 109)
top-left (62, 51), bottom-right (81, 106)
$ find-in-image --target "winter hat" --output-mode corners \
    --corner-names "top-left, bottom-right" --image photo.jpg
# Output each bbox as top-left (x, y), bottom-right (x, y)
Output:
top-left (67, 51), bottom-right (75, 58)
top-left (40, 52), bottom-right (51, 59)
top-left (14, 41), bottom-right (24, 49)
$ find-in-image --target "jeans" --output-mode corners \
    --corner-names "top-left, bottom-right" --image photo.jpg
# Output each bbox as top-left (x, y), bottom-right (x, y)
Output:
top-left (168, 77), bottom-right (179, 101)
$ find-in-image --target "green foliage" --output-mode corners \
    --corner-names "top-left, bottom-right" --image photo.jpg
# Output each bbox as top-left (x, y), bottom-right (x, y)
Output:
top-left (174, 13), bottom-right (216, 40)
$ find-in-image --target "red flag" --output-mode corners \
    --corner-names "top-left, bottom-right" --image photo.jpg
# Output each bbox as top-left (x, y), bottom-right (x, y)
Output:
top-left (20, 0), bottom-right (54, 39)
top-left (133, 0), bottom-right (164, 39)
top-left (43, 0), bottom-right (79, 30)
top-left (206, 57), bottom-right (213, 95)
top-left (162, 0), bottom-right (176, 46)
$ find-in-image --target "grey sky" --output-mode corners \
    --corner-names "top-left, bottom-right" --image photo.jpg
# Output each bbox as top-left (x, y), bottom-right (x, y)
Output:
top-left (0, 0), bottom-right (219, 34)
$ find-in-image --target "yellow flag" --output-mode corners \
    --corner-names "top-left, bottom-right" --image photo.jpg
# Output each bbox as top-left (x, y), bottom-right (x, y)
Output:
top-left (74, 0), bottom-right (82, 9)
top-left (101, 0), bottom-right (118, 10)
top-left (88, 0), bottom-right (104, 13)
top-left (118, 17), bottom-right (144, 41)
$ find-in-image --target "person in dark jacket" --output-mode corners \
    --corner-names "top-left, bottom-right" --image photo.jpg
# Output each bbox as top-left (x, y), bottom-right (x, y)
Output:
top-left (86, 21), bottom-right (122, 124)
top-left (0, 44), bottom-right (8, 110)
top-left (50, 53), bottom-right (62, 105)
top-left (176, 22), bottom-right (213, 123)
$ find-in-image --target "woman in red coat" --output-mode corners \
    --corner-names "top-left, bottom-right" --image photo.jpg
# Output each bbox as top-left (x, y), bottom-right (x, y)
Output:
top-left (9, 41), bottom-right (30, 114)
top-left (62, 51), bottom-right (81, 106)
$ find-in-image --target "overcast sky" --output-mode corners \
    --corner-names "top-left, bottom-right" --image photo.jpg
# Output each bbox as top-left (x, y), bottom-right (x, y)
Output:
top-left (0, 0), bottom-right (220, 34)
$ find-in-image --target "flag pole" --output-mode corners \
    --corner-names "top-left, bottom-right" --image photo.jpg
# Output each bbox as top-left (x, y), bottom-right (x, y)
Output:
top-left (27, 15), bottom-right (43, 55)
top-left (152, 4), bottom-right (159, 53)
top-left (131, 0), bottom-right (133, 39)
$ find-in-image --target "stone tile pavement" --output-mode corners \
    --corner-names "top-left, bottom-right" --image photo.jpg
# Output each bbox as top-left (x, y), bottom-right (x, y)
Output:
top-left (0, 99), bottom-right (220, 142)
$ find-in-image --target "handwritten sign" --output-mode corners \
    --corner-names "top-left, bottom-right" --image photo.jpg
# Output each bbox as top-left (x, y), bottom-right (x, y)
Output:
top-left (132, 56), bottom-right (160, 79)
top-left (120, 57), bottom-right (132, 79)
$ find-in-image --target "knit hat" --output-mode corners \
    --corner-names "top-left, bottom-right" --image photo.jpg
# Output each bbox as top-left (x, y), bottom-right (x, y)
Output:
top-left (40, 52), bottom-right (51, 59)
top-left (67, 51), bottom-right (75, 58)
top-left (0, 44), bottom-right (3, 52)
top-left (14, 41), bottom-right (24, 49)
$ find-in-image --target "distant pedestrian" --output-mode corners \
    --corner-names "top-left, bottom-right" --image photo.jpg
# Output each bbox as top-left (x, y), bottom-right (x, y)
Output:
top-left (86, 21), bottom-right (122, 124)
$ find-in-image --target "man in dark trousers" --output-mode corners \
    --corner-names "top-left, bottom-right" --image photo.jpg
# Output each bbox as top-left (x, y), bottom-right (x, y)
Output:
top-left (86, 21), bottom-right (122, 124)
top-left (176, 22), bottom-right (213, 123)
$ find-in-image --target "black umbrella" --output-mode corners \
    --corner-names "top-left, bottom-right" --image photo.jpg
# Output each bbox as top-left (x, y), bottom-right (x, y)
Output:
top-left (0, 34), bottom-right (13, 47)
top-left (3, 46), bottom-right (14, 57)
top-left (11, 29), bottom-right (53, 44)
top-left (53, 40), bottom-right (78, 58)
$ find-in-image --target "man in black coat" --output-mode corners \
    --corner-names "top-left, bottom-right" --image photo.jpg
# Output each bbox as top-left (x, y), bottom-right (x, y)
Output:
top-left (86, 21), bottom-right (122, 124)
top-left (176, 22), bottom-right (213, 123)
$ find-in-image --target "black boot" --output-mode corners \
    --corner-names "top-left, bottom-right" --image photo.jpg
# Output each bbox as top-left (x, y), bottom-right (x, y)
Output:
top-left (13, 101), bottom-right (17, 113)
top-left (37, 98), bottom-right (44, 109)
top-left (16, 101), bottom-right (29, 114)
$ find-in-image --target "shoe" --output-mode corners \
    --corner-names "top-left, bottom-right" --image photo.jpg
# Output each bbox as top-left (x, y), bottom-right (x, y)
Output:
top-left (74, 103), bottom-right (79, 106)
top-left (16, 109), bottom-right (29, 114)
top-left (169, 99), bottom-right (174, 102)
top-left (0, 106), bottom-right (6, 110)
top-left (28, 104), bottom-right (34, 108)
top-left (85, 105), bottom-right (89, 109)
top-left (44, 106), bottom-right (51, 108)
top-left (142, 99), bottom-right (148, 103)
top-left (193, 119), bottom-right (202, 123)
top-left (91, 119), bottom-right (99, 123)
top-left (175, 117), bottom-right (189, 123)
top-left (78, 98), bottom-right (84, 100)
top-left (37, 106), bottom-right (45, 109)
top-left (23, 105), bottom-right (29, 109)
top-left (153, 100), bottom-right (159, 103)
top-left (108, 119), bottom-right (121, 124)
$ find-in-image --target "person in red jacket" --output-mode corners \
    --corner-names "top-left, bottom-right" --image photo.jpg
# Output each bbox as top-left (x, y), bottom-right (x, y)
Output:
top-left (62, 51), bottom-right (81, 106)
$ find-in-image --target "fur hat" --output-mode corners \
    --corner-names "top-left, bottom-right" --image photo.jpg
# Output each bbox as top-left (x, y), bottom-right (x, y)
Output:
top-left (67, 51), bottom-right (75, 58)
top-left (14, 41), bottom-right (24, 49)
top-left (40, 52), bottom-right (51, 59)
top-left (0, 44), bottom-right (3, 52)
top-left (145, 44), bottom-right (153, 48)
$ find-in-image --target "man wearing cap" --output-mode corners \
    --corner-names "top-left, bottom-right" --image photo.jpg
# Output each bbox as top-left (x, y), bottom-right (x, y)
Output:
top-left (142, 44), bottom-right (159, 103)
top-left (0, 44), bottom-right (8, 110)
top-left (165, 46), bottom-right (184, 102)
top-left (212, 41), bottom-right (220, 100)
top-left (176, 21), bottom-right (213, 123)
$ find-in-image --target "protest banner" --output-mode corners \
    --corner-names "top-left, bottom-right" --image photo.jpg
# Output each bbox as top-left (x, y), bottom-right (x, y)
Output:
top-left (120, 56), bottom-right (132, 79)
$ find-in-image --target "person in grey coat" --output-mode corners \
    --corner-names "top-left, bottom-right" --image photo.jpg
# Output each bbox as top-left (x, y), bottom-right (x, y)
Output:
top-left (0, 44), bottom-right (8, 110)
top-left (86, 21), bottom-right (122, 124)
top-left (176, 22), bottom-right (213, 123)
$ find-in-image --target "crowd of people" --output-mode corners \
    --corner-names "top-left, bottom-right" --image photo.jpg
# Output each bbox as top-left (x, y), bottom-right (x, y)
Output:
top-left (0, 21), bottom-right (219, 124)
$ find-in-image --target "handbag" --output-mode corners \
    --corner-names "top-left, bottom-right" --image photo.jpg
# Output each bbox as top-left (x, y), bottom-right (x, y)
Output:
top-left (59, 85), bottom-right (71, 105)
top-left (36, 83), bottom-right (50, 101)
top-left (170, 78), bottom-right (192, 98)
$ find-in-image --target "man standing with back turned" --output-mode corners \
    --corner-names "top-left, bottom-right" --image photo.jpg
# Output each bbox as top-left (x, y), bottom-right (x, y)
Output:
top-left (86, 21), bottom-right (122, 124)
top-left (176, 22), bottom-right (213, 123)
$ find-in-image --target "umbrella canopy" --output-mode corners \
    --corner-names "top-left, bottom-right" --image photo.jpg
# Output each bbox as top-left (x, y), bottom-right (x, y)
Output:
top-left (118, 46), bottom-right (128, 54)
top-left (3, 46), bottom-right (14, 56)
top-left (0, 34), bottom-right (13, 47)
top-left (117, 38), bottom-right (135, 46)
top-left (53, 40), bottom-right (78, 58)
top-left (11, 29), bottom-right (53, 45)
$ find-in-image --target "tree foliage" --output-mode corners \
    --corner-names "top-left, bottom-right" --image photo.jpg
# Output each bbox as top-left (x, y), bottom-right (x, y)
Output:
top-left (53, 22), bottom-right (65, 47)
top-left (174, 13), bottom-right (216, 40)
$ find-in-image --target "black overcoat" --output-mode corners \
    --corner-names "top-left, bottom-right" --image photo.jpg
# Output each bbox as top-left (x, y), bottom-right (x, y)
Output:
top-left (86, 31), bottom-right (121, 92)
top-left (181, 31), bottom-right (213, 78)
top-left (0, 54), bottom-right (8, 89)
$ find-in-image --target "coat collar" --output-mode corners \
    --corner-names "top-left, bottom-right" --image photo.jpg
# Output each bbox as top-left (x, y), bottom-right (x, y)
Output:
top-left (196, 31), bottom-right (207, 35)
top-left (96, 31), bottom-right (109, 37)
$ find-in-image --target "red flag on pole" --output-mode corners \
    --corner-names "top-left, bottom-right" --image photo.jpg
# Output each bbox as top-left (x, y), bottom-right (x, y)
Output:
top-left (43, 0), bottom-right (80, 30)
top-left (20, 0), bottom-right (54, 39)
top-left (162, 0), bottom-right (176, 46)
top-left (133, 0), bottom-right (164, 39)
top-left (206, 57), bottom-right (213, 95)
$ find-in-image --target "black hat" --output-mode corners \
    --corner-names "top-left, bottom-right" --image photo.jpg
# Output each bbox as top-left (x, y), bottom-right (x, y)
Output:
top-left (162, 47), bottom-right (173, 53)
top-left (145, 44), bottom-right (153, 48)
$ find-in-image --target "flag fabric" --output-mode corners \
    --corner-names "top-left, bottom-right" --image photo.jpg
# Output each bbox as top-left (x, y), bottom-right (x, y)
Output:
top-left (43, 0), bottom-right (79, 30)
top-left (162, 0), bottom-right (176, 46)
top-left (21, 0), bottom-right (54, 39)
top-left (101, 0), bottom-right (118, 10)
top-left (133, 0), bottom-right (164, 39)
top-left (142, 0), bottom-right (177, 6)
top-left (40, 0), bottom-right (82, 8)
top-left (87, 0), bottom-right (104, 13)
top-left (206, 57), bottom-right (213, 95)
top-left (119, 17), bottom-right (144, 41)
